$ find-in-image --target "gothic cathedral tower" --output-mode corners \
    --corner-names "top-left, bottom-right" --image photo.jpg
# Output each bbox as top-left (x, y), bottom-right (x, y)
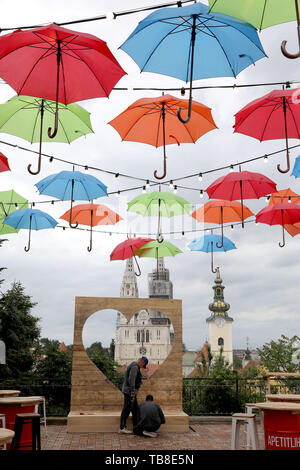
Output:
top-left (206, 266), bottom-right (233, 365)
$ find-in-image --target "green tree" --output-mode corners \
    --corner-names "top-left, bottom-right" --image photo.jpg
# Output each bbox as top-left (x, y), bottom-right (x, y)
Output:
top-left (0, 281), bottom-right (40, 378)
top-left (257, 335), bottom-right (300, 373)
top-left (86, 341), bottom-right (122, 383)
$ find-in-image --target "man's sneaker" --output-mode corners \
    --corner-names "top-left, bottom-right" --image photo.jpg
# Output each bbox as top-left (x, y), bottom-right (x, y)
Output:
top-left (119, 427), bottom-right (133, 434)
top-left (142, 431), bottom-right (157, 438)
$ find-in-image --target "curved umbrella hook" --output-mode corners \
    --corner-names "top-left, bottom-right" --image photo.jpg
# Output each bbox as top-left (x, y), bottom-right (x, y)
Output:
top-left (177, 15), bottom-right (197, 124)
top-left (48, 39), bottom-right (61, 139)
top-left (87, 210), bottom-right (93, 252)
top-left (279, 210), bottom-right (286, 248)
top-left (28, 99), bottom-right (45, 175)
top-left (154, 151), bottom-right (167, 180)
top-left (130, 245), bottom-right (142, 276)
top-left (24, 215), bottom-right (32, 252)
top-left (277, 97), bottom-right (291, 173)
top-left (281, 0), bottom-right (300, 59)
top-left (211, 241), bottom-right (217, 274)
top-left (69, 180), bottom-right (78, 229)
top-left (154, 102), bottom-right (167, 180)
top-left (216, 206), bottom-right (224, 248)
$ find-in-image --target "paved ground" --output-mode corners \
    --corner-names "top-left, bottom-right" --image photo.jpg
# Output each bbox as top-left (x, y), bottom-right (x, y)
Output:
top-left (40, 423), bottom-right (265, 451)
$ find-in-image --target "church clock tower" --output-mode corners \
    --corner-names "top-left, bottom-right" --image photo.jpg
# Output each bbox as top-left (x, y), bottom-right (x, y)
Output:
top-left (206, 266), bottom-right (233, 365)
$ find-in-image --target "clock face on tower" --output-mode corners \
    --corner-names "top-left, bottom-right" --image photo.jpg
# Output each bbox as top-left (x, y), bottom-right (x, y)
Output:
top-left (216, 318), bottom-right (225, 328)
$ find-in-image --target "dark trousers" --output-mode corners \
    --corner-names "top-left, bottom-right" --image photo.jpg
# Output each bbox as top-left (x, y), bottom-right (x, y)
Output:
top-left (133, 423), bottom-right (160, 436)
top-left (120, 393), bottom-right (139, 430)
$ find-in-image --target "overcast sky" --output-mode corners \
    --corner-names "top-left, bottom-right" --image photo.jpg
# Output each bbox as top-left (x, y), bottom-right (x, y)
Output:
top-left (0, 0), bottom-right (300, 355)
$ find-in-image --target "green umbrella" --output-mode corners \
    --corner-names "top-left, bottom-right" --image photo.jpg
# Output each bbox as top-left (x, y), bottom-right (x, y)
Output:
top-left (209, 0), bottom-right (300, 58)
top-left (134, 239), bottom-right (182, 272)
top-left (0, 189), bottom-right (28, 234)
top-left (0, 95), bottom-right (94, 175)
top-left (127, 190), bottom-right (192, 241)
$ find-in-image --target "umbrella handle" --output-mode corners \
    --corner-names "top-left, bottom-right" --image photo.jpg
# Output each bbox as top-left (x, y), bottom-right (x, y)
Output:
top-left (87, 211), bottom-right (93, 252)
top-left (211, 242), bottom-right (217, 274)
top-left (154, 153), bottom-right (167, 180)
top-left (154, 103), bottom-right (167, 179)
top-left (216, 207), bottom-right (224, 248)
top-left (24, 215), bottom-right (32, 252)
top-left (69, 180), bottom-right (78, 229)
top-left (279, 211), bottom-right (286, 247)
top-left (134, 255), bottom-right (142, 276)
top-left (281, 0), bottom-right (300, 59)
top-left (177, 15), bottom-right (196, 124)
top-left (28, 99), bottom-right (44, 175)
top-left (277, 101), bottom-right (290, 173)
top-left (48, 40), bottom-right (61, 139)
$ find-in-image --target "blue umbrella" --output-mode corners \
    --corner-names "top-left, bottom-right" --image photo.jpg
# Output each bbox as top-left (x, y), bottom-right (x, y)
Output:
top-left (120, 2), bottom-right (266, 123)
top-left (188, 233), bottom-right (236, 273)
top-left (3, 208), bottom-right (57, 251)
top-left (291, 155), bottom-right (300, 177)
top-left (35, 170), bottom-right (108, 228)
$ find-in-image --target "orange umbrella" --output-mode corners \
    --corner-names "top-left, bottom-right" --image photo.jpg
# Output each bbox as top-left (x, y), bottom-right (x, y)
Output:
top-left (284, 222), bottom-right (300, 237)
top-left (268, 188), bottom-right (300, 205)
top-left (191, 199), bottom-right (254, 247)
top-left (60, 203), bottom-right (122, 251)
top-left (108, 94), bottom-right (217, 180)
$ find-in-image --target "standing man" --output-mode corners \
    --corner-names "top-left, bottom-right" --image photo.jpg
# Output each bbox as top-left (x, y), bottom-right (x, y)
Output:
top-left (133, 394), bottom-right (165, 438)
top-left (119, 356), bottom-right (149, 434)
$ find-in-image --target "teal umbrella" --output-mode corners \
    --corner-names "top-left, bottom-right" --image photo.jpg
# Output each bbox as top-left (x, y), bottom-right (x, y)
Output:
top-left (0, 95), bottom-right (93, 175)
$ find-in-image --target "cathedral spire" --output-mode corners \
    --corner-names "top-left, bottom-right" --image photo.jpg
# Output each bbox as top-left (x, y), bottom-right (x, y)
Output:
top-left (120, 257), bottom-right (139, 298)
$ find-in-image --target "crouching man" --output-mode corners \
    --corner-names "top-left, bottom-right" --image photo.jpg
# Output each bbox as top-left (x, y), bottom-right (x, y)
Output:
top-left (133, 394), bottom-right (165, 438)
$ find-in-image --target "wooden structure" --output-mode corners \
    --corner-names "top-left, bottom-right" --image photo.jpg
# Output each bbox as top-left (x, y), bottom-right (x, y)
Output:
top-left (67, 297), bottom-right (189, 433)
top-left (263, 372), bottom-right (300, 394)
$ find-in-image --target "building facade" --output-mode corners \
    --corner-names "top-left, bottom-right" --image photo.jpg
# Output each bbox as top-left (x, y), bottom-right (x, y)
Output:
top-left (206, 266), bottom-right (234, 365)
top-left (114, 257), bottom-right (173, 366)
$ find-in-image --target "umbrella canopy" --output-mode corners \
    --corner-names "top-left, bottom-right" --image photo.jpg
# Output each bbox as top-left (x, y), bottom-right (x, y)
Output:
top-left (108, 94), bottom-right (217, 179)
top-left (256, 202), bottom-right (300, 247)
top-left (120, 2), bottom-right (266, 122)
top-left (60, 203), bottom-right (122, 251)
top-left (268, 188), bottom-right (300, 205)
top-left (0, 23), bottom-right (126, 138)
top-left (191, 199), bottom-right (254, 247)
top-left (110, 237), bottom-right (155, 276)
top-left (128, 191), bottom-right (192, 241)
top-left (188, 233), bottom-right (236, 273)
top-left (234, 88), bottom-right (300, 174)
top-left (134, 239), bottom-right (182, 273)
top-left (0, 153), bottom-right (10, 172)
top-left (0, 189), bottom-right (28, 234)
top-left (206, 170), bottom-right (277, 227)
top-left (284, 222), bottom-right (300, 237)
top-left (0, 95), bottom-right (93, 174)
top-left (3, 207), bottom-right (57, 251)
top-left (291, 154), bottom-right (300, 177)
top-left (35, 170), bottom-right (108, 228)
top-left (208, 0), bottom-right (300, 58)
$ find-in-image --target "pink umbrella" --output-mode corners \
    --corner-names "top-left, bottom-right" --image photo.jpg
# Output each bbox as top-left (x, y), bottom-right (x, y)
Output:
top-left (0, 152), bottom-right (10, 172)
top-left (110, 237), bottom-right (154, 276)
top-left (256, 202), bottom-right (300, 247)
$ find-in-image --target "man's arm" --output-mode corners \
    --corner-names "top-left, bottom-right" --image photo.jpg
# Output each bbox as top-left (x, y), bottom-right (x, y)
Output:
top-left (128, 364), bottom-right (138, 394)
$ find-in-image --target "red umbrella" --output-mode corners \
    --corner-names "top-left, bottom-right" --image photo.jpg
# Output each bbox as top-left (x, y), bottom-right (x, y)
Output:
top-left (234, 88), bottom-right (300, 174)
top-left (206, 170), bottom-right (277, 228)
top-left (0, 153), bottom-right (10, 172)
top-left (256, 202), bottom-right (300, 247)
top-left (0, 23), bottom-right (126, 164)
top-left (110, 237), bottom-right (154, 276)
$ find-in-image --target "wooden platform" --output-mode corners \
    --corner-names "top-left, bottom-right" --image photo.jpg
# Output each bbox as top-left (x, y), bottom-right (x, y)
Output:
top-left (67, 410), bottom-right (189, 434)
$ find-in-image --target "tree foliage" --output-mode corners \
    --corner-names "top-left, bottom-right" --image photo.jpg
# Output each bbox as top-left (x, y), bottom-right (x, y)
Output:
top-left (257, 335), bottom-right (300, 373)
top-left (86, 341), bottom-right (122, 384)
top-left (0, 281), bottom-right (40, 378)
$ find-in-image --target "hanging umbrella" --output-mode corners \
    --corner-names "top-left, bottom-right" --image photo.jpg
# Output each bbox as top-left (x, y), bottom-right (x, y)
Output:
top-left (234, 88), bottom-right (300, 174)
top-left (134, 239), bottom-right (182, 274)
top-left (268, 188), bottom-right (300, 205)
top-left (110, 237), bottom-right (155, 276)
top-left (108, 94), bottom-right (217, 179)
top-left (120, 2), bottom-right (266, 123)
top-left (60, 203), bottom-right (122, 252)
top-left (283, 222), bottom-right (300, 237)
top-left (0, 152), bottom-right (10, 172)
top-left (0, 23), bottom-right (126, 142)
top-left (35, 170), bottom-right (108, 228)
top-left (0, 189), bottom-right (28, 234)
top-left (3, 207), bottom-right (57, 251)
top-left (191, 199), bottom-right (254, 247)
top-left (208, 0), bottom-right (300, 59)
top-left (256, 202), bottom-right (300, 247)
top-left (188, 233), bottom-right (236, 273)
top-left (206, 170), bottom-right (277, 228)
top-left (0, 95), bottom-right (93, 174)
top-left (127, 190), bottom-right (192, 241)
